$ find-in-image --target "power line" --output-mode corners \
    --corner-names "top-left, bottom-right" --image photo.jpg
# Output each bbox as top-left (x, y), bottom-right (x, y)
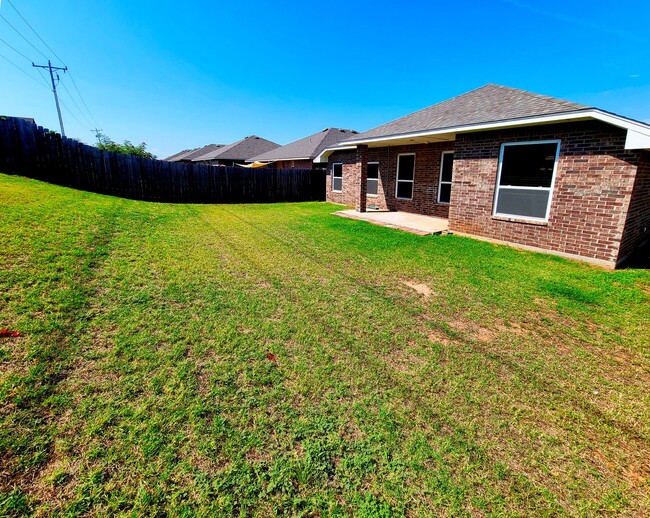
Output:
top-left (0, 50), bottom-right (49, 89)
top-left (5, 0), bottom-right (66, 65)
top-left (59, 98), bottom-right (92, 131)
top-left (59, 80), bottom-right (94, 127)
top-left (67, 71), bottom-right (98, 127)
top-left (0, 35), bottom-right (32, 62)
top-left (3, 0), bottom-right (99, 129)
top-left (0, 13), bottom-right (49, 62)
top-left (2, 1), bottom-right (99, 135)
top-left (34, 66), bottom-right (53, 89)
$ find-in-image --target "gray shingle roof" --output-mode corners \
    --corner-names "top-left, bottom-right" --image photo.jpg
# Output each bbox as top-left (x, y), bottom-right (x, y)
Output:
top-left (166, 144), bottom-right (224, 161)
top-left (249, 128), bottom-right (358, 162)
top-left (193, 136), bottom-right (280, 162)
top-left (164, 148), bottom-right (198, 161)
top-left (348, 84), bottom-right (591, 141)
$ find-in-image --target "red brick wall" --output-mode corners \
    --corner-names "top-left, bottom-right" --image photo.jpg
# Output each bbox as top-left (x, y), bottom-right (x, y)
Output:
top-left (327, 150), bottom-right (360, 207)
top-left (449, 121), bottom-right (640, 265)
top-left (326, 142), bottom-right (454, 217)
top-left (619, 150), bottom-right (650, 263)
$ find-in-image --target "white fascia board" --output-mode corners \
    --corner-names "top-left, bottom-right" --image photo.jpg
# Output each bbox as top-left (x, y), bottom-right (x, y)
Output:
top-left (625, 129), bottom-right (650, 150)
top-left (313, 146), bottom-right (357, 163)
top-left (342, 110), bottom-right (650, 150)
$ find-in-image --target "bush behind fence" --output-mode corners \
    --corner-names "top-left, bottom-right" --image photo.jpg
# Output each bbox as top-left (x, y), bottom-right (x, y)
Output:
top-left (0, 116), bottom-right (326, 203)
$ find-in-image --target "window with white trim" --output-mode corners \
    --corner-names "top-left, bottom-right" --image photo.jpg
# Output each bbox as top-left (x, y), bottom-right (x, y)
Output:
top-left (494, 141), bottom-right (560, 221)
top-left (332, 163), bottom-right (343, 192)
top-left (395, 154), bottom-right (415, 200)
top-left (438, 151), bottom-right (453, 204)
top-left (367, 162), bottom-right (379, 196)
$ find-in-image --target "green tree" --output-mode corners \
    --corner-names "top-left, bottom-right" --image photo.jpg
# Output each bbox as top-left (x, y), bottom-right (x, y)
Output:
top-left (95, 131), bottom-right (156, 159)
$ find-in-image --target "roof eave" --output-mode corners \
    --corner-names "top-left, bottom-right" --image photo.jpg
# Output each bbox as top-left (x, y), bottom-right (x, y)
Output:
top-left (313, 146), bottom-right (357, 164)
top-left (246, 156), bottom-right (312, 163)
top-left (318, 110), bottom-right (650, 159)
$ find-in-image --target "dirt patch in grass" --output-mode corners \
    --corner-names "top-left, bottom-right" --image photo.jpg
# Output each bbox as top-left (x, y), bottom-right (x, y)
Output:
top-left (446, 315), bottom-right (498, 343)
top-left (402, 280), bottom-right (435, 298)
top-left (382, 346), bottom-right (429, 375)
top-left (428, 329), bottom-right (452, 346)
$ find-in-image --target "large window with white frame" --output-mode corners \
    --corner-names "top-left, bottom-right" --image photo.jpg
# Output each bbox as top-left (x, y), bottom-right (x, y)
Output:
top-left (332, 163), bottom-right (343, 192)
top-left (395, 154), bottom-right (415, 200)
top-left (438, 151), bottom-right (453, 204)
top-left (367, 162), bottom-right (379, 196)
top-left (493, 140), bottom-right (560, 221)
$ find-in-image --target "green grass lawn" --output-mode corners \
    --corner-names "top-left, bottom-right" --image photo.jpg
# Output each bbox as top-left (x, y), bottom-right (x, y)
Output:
top-left (1, 173), bottom-right (649, 516)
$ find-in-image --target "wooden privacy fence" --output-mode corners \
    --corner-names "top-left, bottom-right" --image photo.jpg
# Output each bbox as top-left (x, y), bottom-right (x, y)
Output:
top-left (0, 116), bottom-right (326, 203)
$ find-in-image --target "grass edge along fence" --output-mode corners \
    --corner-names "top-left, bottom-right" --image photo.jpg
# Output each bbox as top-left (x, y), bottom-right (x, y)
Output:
top-left (0, 116), bottom-right (326, 203)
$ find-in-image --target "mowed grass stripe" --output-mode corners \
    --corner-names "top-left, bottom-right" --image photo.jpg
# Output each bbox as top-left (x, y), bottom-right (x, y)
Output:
top-left (196, 204), bottom-right (649, 513)
top-left (0, 174), bottom-right (648, 516)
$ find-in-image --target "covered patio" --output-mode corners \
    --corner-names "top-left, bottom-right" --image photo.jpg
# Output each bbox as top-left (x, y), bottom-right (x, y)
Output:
top-left (335, 209), bottom-right (449, 236)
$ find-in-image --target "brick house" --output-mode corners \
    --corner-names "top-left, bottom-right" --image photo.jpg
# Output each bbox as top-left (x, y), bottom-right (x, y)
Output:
top-left (316, 85), bottom-right (650, 268)
top-left (248, 128), bottom-right (358, 169)
top-left (165, 136), bottom-right (280, 166)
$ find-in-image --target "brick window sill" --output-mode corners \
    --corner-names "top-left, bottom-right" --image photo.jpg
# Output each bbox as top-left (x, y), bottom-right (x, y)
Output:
top-left (491, 215), bottom-right (549, 227)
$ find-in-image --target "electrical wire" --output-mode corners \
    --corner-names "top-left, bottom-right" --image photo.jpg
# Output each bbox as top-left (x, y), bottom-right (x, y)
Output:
top-left (59, 98), bottom-right (92, 131)
top-left (67, 71), bottom-right (98, 127)
top-left (5, 0), bottom-right (67, 65)
top-left (2, 0), bottom-right (99, 132)
top-left (0, 50), bottom-right (50, 89)
top-left (0, 13), bottom-right (49, 62)
top-left (34, 66), bottom-right (53, 89)
top-left (60, 80), bottom-right (94, 127)
top-left (0, 35), bottom-right (32, 62)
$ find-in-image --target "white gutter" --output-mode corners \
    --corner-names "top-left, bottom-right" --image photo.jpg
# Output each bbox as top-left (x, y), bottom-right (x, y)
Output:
top-left (315, 109), bottom-right (650, 163)
top-left (313, 146), bottom-right (357, 164)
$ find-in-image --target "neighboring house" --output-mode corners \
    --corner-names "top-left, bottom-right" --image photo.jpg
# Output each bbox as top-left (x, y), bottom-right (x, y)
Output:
top-left (248, 128), bottom-right (358, 169)
top-left (165, 144), bottom-right (224, 162)
top-left (191, 135), bottom-right (280, 166)
top-left (317, 84), bottom-right (650, 268)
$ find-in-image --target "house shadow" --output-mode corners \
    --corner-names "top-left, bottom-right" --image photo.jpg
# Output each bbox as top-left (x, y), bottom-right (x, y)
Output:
top-left (619, 240), bottom-right (650, 269)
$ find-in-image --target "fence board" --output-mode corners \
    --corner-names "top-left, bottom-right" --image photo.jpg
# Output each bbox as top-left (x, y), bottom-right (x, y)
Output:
top-left (0, 117), bottom-right (326, 204)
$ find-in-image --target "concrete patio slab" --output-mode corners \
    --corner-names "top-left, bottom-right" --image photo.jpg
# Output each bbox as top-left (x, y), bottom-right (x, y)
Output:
top-left (335, 210), bottom-right (449, 236)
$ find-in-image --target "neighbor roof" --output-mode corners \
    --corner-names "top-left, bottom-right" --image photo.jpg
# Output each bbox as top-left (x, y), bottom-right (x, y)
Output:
top-left (164, 148), bottom-right (197, 161)
top-left (193, 136), bottom-right (280, 162)
top-left (248, 128), bottom-right (358, 162)
top-left (348, 84), bottom-right (590, 142)
top-left (165, 144), bottom-right (224, 162)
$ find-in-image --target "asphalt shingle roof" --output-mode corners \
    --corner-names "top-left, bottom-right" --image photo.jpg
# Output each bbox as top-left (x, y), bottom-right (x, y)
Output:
top-left (348, 84), bottom-right (591, 141)
top-left (192, 136), bottom-right (280, 162)
top-left (250, 128), bottom-right (358, 162)
top-left (164, 148), bottom-right (198, 161)
top-left (166, 144), bottom-right (224, 162)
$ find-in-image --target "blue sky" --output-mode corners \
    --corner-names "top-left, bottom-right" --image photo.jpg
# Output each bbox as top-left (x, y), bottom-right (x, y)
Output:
top-left (1, 0), bottom-right (648, 158)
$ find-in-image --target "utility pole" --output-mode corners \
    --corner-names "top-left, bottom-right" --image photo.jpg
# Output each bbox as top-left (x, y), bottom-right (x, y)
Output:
top-left (32, 60), bottom-right (68, 136)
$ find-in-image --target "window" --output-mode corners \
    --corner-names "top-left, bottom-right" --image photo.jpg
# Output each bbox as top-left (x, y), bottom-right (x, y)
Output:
top-left (438, 151), bottom-right (453, 203)
top-left (395, 154), bottom-right (415, 200)
top-left (367, 162), bottom-right (379, 196)
top-left (332, 163), bottom-right (343, 192)
top-left (494, 141), bottom-right (560, 221)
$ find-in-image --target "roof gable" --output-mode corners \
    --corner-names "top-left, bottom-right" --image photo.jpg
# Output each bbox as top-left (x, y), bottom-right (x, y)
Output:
top-left (250, 128), bottom-right (358, 162)
top-left (350, 84), bottom-right (590, 141)
top-left (193, 136), bottom-right (280, 161)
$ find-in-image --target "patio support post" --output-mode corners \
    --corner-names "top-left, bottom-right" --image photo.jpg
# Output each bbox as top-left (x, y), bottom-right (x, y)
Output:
top-left (356, 144), bottom-right (368, 212)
